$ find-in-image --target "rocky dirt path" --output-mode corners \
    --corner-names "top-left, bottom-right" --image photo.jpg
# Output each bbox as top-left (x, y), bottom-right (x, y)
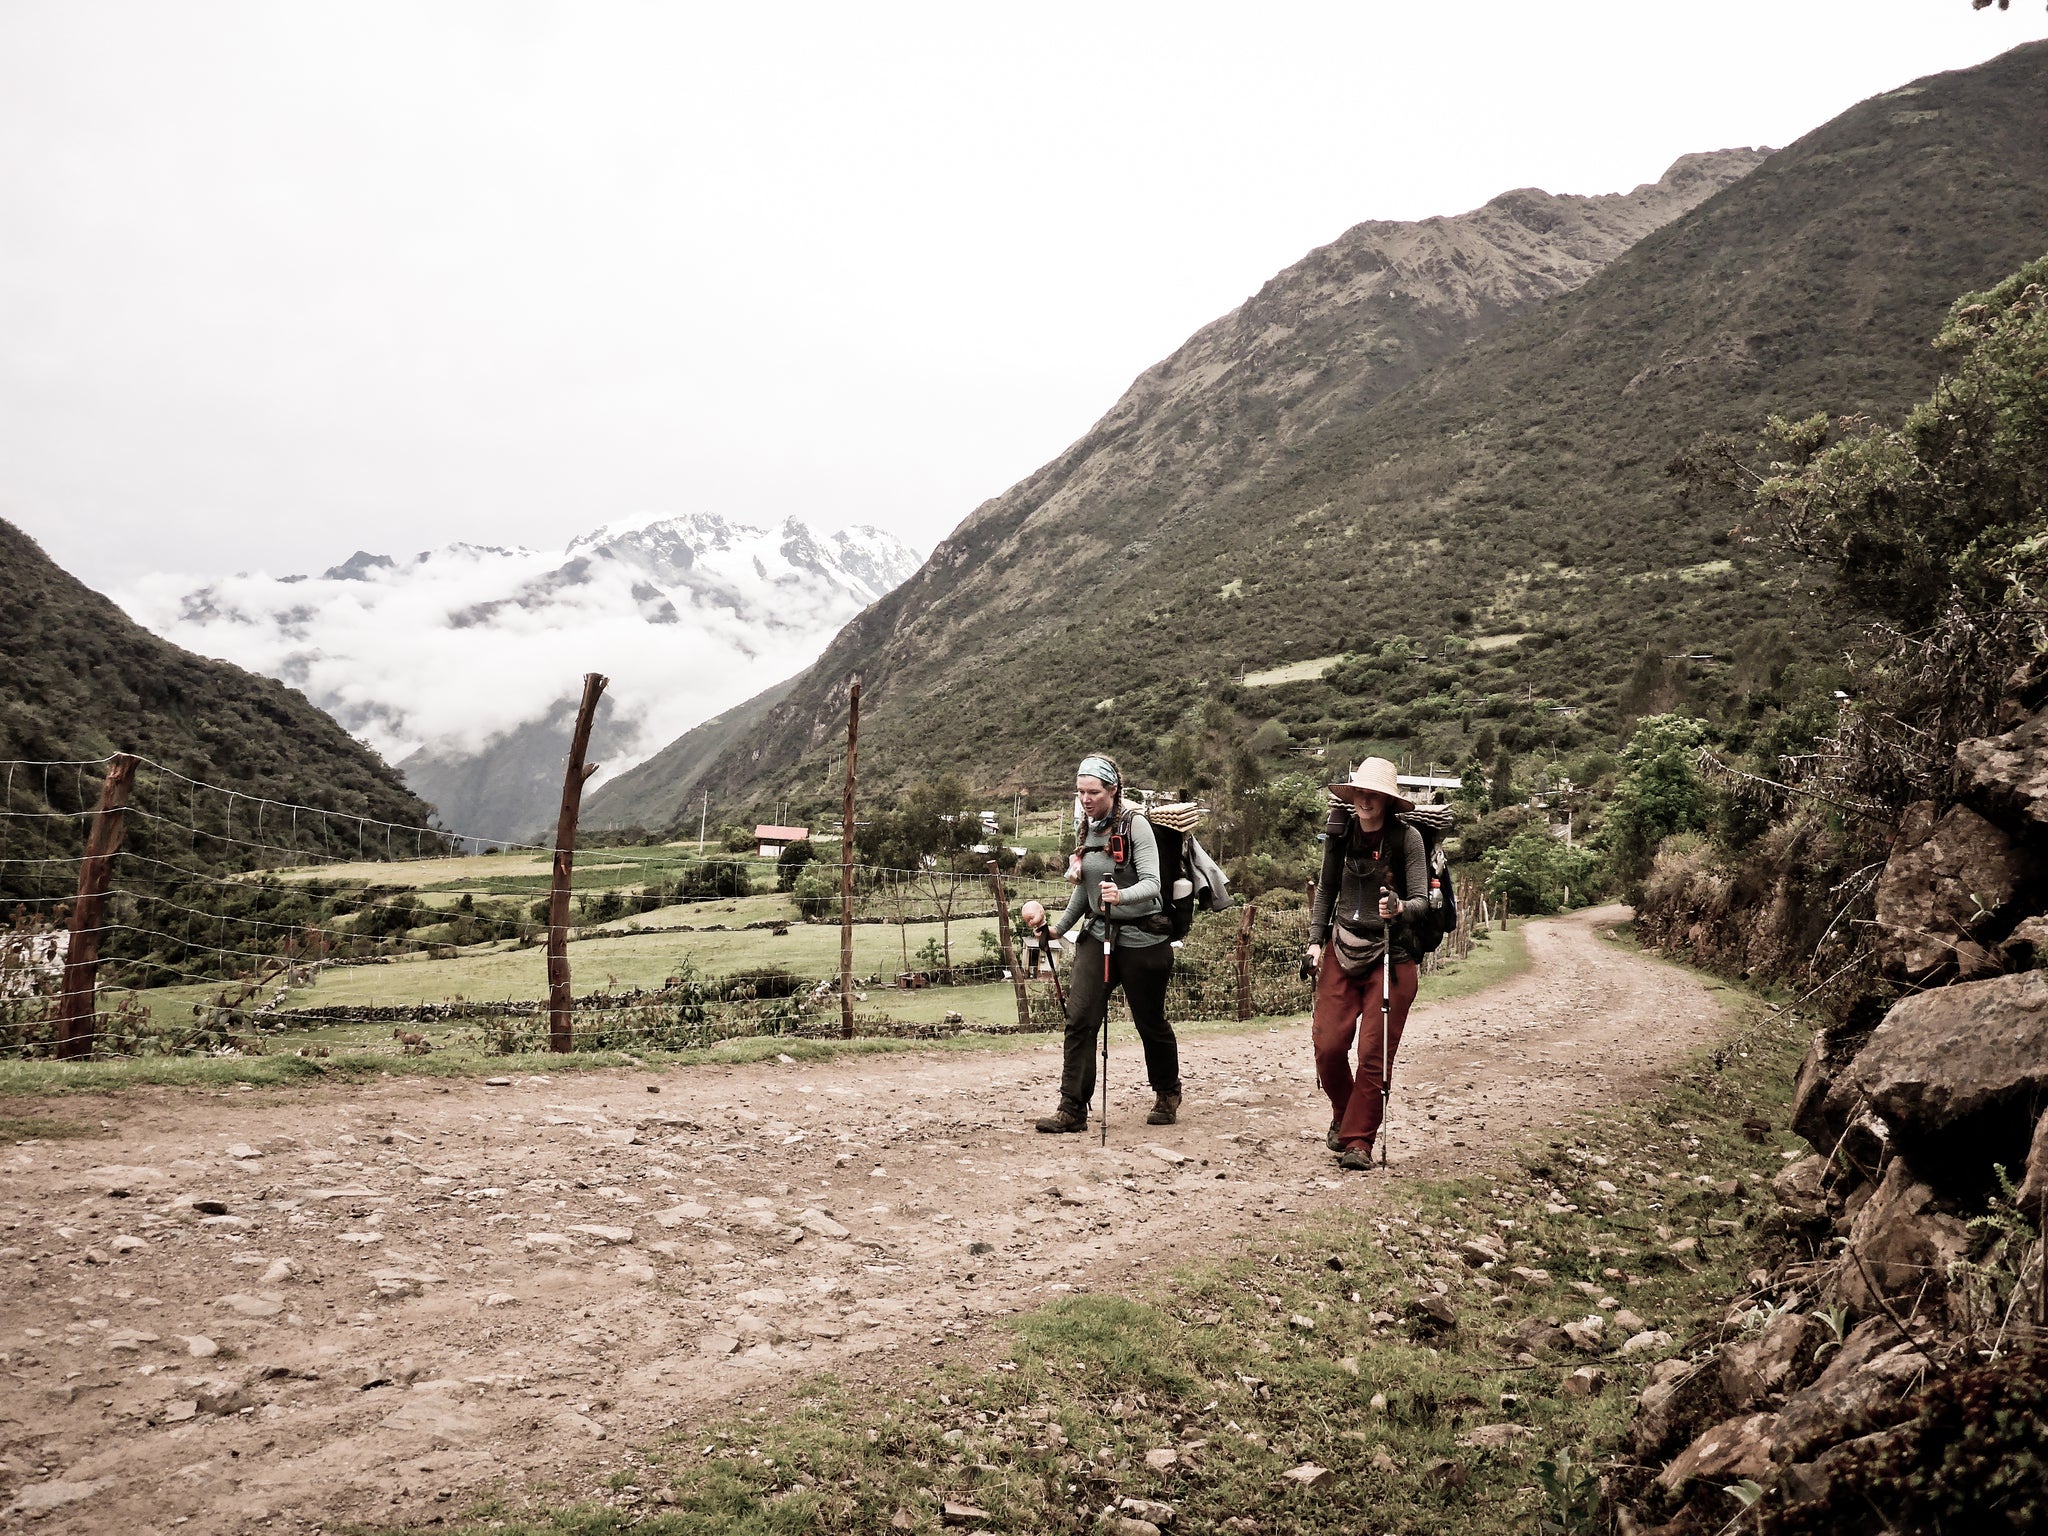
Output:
top-left (0, 906), bottom-right (1726, 1534)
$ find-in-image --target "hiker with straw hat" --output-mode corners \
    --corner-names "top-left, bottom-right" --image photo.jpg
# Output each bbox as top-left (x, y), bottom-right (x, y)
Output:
top-left (1307, 757), bottom-right (1429, 1171)
top-left (1026, 752), bottom-right (1182, 1135)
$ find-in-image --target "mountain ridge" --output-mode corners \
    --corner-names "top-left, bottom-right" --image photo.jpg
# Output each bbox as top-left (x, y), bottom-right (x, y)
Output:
top-left (121, 511), bottom-right (921, 842)
top-left (655, 43), bottom-right (2048, 814)
top-left (0, 516), bottom-right (432, 891)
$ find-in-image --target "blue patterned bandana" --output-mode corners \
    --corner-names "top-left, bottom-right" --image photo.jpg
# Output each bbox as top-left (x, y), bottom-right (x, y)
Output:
top-left (1077, 754), bottom-right (1120, 788)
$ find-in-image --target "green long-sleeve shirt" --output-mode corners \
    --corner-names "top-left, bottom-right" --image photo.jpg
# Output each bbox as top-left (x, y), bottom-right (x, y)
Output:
top-left (1054, 811), bottom-right (1169, 948)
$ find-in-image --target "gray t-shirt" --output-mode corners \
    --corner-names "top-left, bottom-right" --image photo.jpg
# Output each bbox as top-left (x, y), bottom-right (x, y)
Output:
top-left (1054, 811), bottom-right (1168, 948)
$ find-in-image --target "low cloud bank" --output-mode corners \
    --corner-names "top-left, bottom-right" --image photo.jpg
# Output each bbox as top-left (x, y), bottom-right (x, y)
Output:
top-left (118, 512), bottom-right (920, 833)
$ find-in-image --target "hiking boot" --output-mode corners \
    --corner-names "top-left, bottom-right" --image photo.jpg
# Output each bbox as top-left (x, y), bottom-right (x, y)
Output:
top-left (1146, 1092), bottom-right (1182, 1126)
top-left (1326, 1120), bottom-right (1342, 1152)
top-left (1337, 1145), bottom-right (1376, 1171)
top-left (1035, 1104), bottom-right (1087, 1134)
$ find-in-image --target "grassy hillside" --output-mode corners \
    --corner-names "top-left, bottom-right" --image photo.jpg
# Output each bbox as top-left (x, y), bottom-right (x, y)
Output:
top-left (601, 150), bottom-right (1769, 817)
top-left (0, 517), bottom-right (431, 890)
top-left (680, 42), bottom-right (2048, 813)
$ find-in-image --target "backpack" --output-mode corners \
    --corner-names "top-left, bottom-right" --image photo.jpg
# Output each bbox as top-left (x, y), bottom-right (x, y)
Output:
top-left (1402, 802), bottom-right (1459, 954)
top-left (1326, 796), bottom-right (1458, 954)
top-left (1143, 802), bottom-right (1231, 941)
top-left (1081, 803), bottom-right (1223, 942)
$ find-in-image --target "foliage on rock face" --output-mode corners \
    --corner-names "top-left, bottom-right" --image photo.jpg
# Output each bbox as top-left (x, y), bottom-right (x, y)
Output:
top-left (1760, 258), bottom-right (2048, 632)
top-left (1637, 253), bottom-right (2048, 1011)
top-left (1749, 255), bottom-right (2048, 812)
top-left (1759, 1346), bottom-right (2048, 1536)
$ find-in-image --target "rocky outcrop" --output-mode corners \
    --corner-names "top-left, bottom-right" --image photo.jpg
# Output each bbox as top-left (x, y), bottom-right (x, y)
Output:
top-left (1871, 801), bottom-right (2027, 980)
top-left (1719, 1311), bottom-right (1823, 1409)
top-left (1626, 672), bottom-right (2048, 1533)
top-left (2001, 913), bottom-right (2048, 971)
top-left (1832, 970), bottom-right (2048, 1181)
top-left (1957, 703), bottom-right (2048, 830)
top-left (1828, 1161), bottom-right (1972, 1314)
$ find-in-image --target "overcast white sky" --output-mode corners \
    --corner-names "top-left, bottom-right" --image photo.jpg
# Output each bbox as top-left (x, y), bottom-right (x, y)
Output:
top-left (4, 2), bottom-right (2044, 589)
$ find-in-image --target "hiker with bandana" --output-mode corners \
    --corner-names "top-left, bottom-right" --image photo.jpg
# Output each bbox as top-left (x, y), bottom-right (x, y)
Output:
top-left (1027, 753), bottom-right (1182, 1134)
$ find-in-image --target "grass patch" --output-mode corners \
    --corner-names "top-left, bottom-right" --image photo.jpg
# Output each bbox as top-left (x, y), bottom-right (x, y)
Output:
top-left (0, 1111), bottom-right (110, 1140)
top-left (1416, 925), bottom-right (1529, 1008)
top-left (1243, 654), bottom-right (1346, 687)
top-left (418, 980), bottom-right (1812, 1536)
top-left (16, 916), bottom-right (1527, 1096)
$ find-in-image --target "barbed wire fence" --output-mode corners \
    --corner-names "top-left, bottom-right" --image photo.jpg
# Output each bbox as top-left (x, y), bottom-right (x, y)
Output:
top-left (0, 751), bottom-right (1266, 1060)
top-left (1, 746), bottom-right (1489, 1064)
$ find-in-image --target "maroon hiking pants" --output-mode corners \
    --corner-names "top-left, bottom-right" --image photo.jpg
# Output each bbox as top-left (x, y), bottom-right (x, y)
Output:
top-left (1312, 953), bottom-right (1418, 1152)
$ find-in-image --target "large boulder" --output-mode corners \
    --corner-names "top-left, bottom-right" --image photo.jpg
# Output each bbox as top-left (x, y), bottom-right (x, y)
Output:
top-left (1772, 1332), bottom-right (1931, 1463)
top-left (1957, 705), bottom-right (2048, 831)
top-left (1633, 1358), bottom-right (1730, 1462)
top-left (1826, 1159), bottom-right (1971, 1314)
top-left (1831, 970), bottom-right (2048, 1182)
top-left (1719, 1311), bottom-right (1824, 1411)
top-left (1870, 802), bottom-right (2028, 981)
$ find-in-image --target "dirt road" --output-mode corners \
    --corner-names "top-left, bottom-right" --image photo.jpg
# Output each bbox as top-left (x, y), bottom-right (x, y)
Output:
top-left (0, 907), bottom-right (1726, 1533)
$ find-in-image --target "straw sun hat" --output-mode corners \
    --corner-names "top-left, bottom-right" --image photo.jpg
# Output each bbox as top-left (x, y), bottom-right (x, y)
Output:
top-left (1328, 757), bottom-right (1413, 810)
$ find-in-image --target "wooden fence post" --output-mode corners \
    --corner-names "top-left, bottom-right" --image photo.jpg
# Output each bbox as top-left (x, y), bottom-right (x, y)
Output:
top-left (547, 673), bottom-right (607, 1053)
top-left (1234, 902), bottom-right (1258, 1021)
top-left (840, 677), bottom-right (860, 1040)
top-left (54, 754), bottom-right (138, 1060)
top-left (988, 861), bottom-right (1030, 1031)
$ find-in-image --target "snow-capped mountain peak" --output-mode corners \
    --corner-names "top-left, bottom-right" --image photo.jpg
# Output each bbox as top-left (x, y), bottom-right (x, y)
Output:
top-left (118, 511), bottom-right (923, 840)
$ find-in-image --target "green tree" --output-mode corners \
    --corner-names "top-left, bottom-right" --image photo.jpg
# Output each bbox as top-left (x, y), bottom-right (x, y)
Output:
top-left (1489, 743), bottom-right (1517, 811)
top-left (776, 838), bottom-right (819, 892)
top-left (790, 860), bottom-right (837, 922)
top-left (1483, 827), bottom-right (1598, 916)
top-left (1603, 714), bottom-right (1711, 882)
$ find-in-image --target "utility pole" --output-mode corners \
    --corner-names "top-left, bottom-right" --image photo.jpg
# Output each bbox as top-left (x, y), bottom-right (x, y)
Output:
top-left (839, 677), bottom-right (861, 1040)
top-left (547, 673), bottom-right (607, 1053)
top-left (698, 790), bottom-right (707, 852)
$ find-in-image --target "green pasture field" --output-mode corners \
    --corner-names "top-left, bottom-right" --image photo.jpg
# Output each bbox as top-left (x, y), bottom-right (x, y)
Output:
top-left (15, 925), bottom-right (1527, 1097)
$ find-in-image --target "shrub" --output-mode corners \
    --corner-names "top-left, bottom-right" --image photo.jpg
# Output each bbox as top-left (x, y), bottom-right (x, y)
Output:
top-left (777, 838), bottom-right (820, 891)
top-left (791, 860), bottom-right (838, 922)
top-left (1483, 826), bottom-right (1599, 915)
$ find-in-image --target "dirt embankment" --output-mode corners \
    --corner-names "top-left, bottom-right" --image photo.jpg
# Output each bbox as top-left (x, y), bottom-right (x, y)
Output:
top-left (0, 907), bottom-right (1726, 1534)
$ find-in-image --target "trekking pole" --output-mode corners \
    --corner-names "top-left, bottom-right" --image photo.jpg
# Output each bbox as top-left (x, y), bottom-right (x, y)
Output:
top-left (1100, 919), bottom-right (1114, 1146)
top-left (1380, 885), bottom-right (1394, 1169)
